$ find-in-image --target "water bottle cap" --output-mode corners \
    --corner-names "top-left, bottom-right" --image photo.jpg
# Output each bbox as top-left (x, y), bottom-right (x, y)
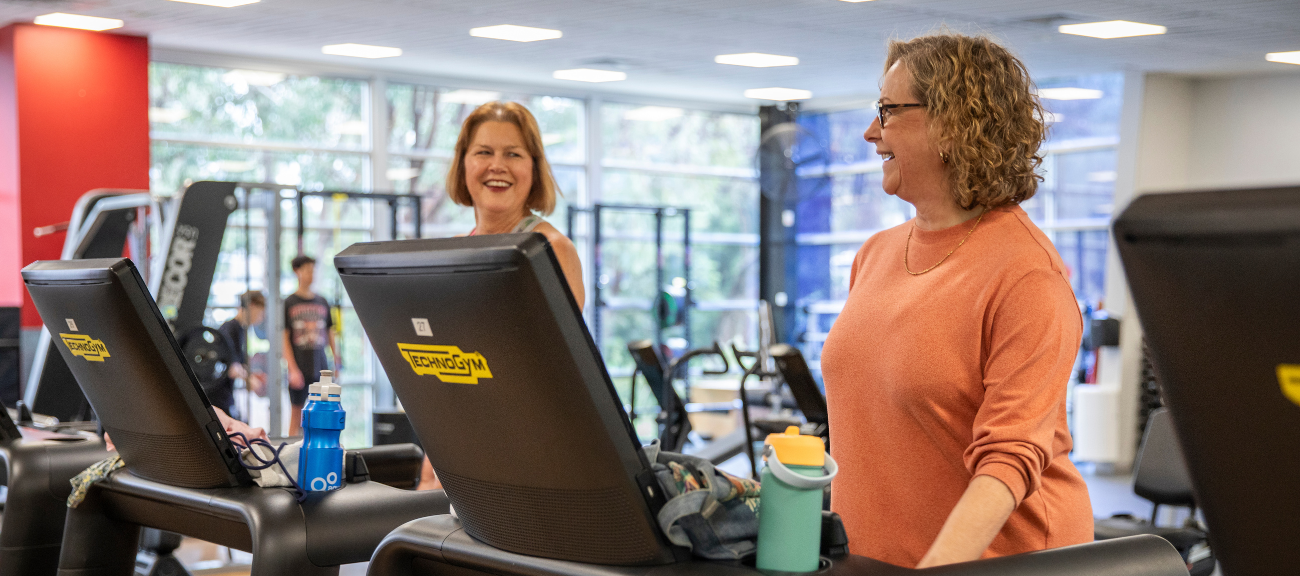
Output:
top-left (318, 370), bottom-right (334, 385)
top-left (322, 383), bottom-right (342, 400)
top-left (764, 426), bottom-right (825, 467)
top-left (307, 383), bottom-right (323, 399)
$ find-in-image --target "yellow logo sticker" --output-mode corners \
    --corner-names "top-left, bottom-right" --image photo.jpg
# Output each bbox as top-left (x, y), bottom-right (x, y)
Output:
top-left (60, 333), bottom-right (111, 362)
top-left (398, 344), bottom-right (493, 384)
top-left (1278, 364), bottom-right (1300, 407)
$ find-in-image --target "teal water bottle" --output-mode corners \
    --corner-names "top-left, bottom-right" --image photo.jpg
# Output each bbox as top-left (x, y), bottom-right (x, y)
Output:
top-left (756, 426), bottom-right (838, 572)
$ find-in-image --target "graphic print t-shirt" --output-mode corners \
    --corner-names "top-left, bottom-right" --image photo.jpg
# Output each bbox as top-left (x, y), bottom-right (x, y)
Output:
top-left (284, 293), bottom-right (332, 378)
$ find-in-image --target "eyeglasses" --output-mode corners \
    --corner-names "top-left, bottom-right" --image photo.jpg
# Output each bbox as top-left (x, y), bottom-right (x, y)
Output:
top-left (874, 100), bottom-right (925, 127)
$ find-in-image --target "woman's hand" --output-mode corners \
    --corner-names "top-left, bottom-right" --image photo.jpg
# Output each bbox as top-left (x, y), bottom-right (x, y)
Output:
top-left (915, 475), bottom-right (1016, 568)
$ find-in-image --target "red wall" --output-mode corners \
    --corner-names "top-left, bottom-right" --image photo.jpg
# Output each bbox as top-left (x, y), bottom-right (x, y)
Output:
top-left (0, 24), bottom-right (150, 326)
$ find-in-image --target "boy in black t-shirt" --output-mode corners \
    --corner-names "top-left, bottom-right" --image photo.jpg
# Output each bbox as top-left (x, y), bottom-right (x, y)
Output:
top-left (284, 255), bottom-right (339, 435)
top-left (212, 290), bottom-right (266, 421)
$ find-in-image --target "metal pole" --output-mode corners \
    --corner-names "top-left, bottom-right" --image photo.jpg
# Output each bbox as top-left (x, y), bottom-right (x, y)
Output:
top-left (683, 208), bottom-right (693, 351)
top-left (389, 199), bottom-right (398, 240)
top-left (295, 192), bottom-right (305, 256)
top-left (242, 188), bottom-right (253, 422)
top-left (584, 96), bottom-right (602, 317)
top-left (592, 204), bottom-right (603, 349)
top-left (682, 208), bottom-right (693, 403)
top-left (264, 190), bottom-right (284, 437)
top-left (654, 209), bottom-right (664, 348)
top-left (413, 197), bottom-right (423, 239)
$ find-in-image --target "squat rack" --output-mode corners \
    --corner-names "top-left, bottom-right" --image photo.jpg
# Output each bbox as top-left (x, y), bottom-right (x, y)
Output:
top-left (566, 203), bottom-right (693, 352)
top-left (293, 189), bottom-right (425, 251)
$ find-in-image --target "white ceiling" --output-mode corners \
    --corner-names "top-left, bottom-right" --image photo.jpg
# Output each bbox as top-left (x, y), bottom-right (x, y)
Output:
top-left (2, 0), bottom-right (1299, 106)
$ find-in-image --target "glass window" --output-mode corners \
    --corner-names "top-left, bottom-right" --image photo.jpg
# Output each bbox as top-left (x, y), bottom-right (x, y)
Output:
top-left (789, 73), bottom-right (1125, 382)
top-left (150, 63), bottom-right (367, 150)
top-left (151, 142), bottom-right (367, 193)
top-left (151, 62), bottom-right (375, 443)
top-left (603, 104), bottom-right (758, 171)
top-left (386, 85), bottom-right (585, 236)
top-left (594, 102), bottom-right (761, 378)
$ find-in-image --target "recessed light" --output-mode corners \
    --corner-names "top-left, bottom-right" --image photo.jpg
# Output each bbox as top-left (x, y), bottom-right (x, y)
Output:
top-left (321, 44), bottom-right (402, 59)
top-left (33, 13), bottom-right (124, 31)
top-left (1058, 20), bottom-right (1166, 39)
top-left (167, 0), bottom-right (260, 7)
top-left (470, 25), bottom-right (562, 43)
top-left (1038, 87), bottom-right (1104, 100)
top-left (744, 87), bottom-right (812, 101)
top-left (624, 106), bottom-right (684, 121)
top-left (553, 69), bottom-right (626, 83)
top-left (1266, 51), bottom-right (1300, 65)
top-left (715, 53), bottom-right (799, 68)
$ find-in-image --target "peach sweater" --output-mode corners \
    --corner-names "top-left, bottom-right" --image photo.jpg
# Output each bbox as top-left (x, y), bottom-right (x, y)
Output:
top-left (820, 205), bottom-right (1093, 568)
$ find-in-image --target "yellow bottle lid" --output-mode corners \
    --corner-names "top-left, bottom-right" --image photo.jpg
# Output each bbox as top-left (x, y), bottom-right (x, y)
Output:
top-left (765, 426), bottom-right (825, 467)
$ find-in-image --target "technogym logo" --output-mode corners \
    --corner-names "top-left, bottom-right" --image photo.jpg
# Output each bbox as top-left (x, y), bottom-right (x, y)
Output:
top-left (60, 333), bottom-right (111, 362)
top-left (397, 344), bottom-right (493, 384)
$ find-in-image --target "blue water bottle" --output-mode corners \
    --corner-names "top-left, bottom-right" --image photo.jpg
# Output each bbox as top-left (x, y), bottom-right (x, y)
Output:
top-left (298, 370), bottom-right (345, 492)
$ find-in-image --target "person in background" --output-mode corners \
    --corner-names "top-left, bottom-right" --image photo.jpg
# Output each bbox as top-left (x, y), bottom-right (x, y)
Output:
top-left (415, 100), bottom-right (584, 490)
top-left (820, 33), bottom-right (1093, 568)
top-left (211, 290), bottom-right (266, 421)
top-left (284, 255), bottom-right (339, 436)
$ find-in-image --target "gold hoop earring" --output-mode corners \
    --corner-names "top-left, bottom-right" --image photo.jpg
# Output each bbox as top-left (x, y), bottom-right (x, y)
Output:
top-left (940, 152), bottom-right (949, 164)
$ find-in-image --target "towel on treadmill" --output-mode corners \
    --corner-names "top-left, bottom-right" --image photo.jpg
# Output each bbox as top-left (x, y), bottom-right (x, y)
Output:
top-left (239, 440), bottom-right (302, 487)
top-left (68, 455), bottom-right (125, 508)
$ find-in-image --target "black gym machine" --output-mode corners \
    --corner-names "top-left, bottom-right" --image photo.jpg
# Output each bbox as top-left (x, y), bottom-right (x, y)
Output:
top-left (10, 182), bottom-right (430, 575)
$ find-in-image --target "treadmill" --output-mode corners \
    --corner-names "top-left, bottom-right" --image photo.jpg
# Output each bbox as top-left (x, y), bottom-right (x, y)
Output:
top-left (0, 402), bottom-right (108, 576)
top-left (22, 258), bottom-right (448, 574)
top-left (1116, 185), bottom-right (1300, 575)
top-left (333, 234), bottom-right (1188, 576)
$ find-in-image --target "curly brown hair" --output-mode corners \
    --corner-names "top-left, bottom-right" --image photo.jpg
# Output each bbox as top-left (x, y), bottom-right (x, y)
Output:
top-left (886, 33), bottom-right (1047, 209)
top-left (446, 101), bottom-right (559, 215)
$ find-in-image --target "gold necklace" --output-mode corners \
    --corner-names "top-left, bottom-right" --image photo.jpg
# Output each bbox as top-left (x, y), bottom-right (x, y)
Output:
top-left (903, 209), bottom-right (987, 275)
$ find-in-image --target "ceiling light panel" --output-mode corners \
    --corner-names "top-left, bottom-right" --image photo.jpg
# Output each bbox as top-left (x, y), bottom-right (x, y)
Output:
top-left (168, 0), bottom-right (260, 7)
top-left (1037, 87), bottom-right (1104, 100)
top-left (321, 44), bottom-right (402, 59)
top-left (470, 25), bottom-right (562, 42)
top-left (33, 13), bottom-right (124, 31)
top-left (553, 69), bottom-right (626, 83)
top-left (744, 87), bottom-right (812, 101)
top-left (715, 53), bottom-right (799, 68)
top-left (1266, 51), bottom-right (1300, 65)
top-left (1058, 20), bottom-right (1166, 39)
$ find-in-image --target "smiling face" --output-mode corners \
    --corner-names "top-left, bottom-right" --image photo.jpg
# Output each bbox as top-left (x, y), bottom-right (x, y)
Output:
top-left (864, 61), bottom-right (949, 206)
top-left (463, 120), bottom-right (535, 219)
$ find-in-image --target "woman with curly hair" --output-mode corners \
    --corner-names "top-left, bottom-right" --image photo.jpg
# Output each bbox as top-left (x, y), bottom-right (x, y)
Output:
top-left (820, 33), bottom-right (1093, 568)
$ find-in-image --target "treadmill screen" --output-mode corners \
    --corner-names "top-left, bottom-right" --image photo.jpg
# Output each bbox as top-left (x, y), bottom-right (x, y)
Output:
top-left (336, 233), bottom-right (675, 566)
